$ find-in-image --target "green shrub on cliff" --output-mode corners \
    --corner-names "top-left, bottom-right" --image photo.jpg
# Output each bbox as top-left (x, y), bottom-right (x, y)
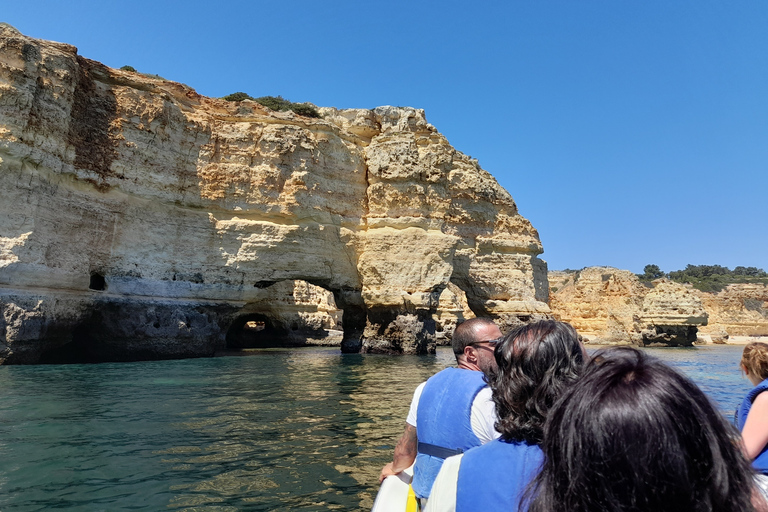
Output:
top-left (222, 92), bottom-right (254, 102)
top-left (222, 93), bottom-right (320, 118)
top-left (288, 102), bottom-right (320, 118)
top-left (255, 96), bottom-right (320, 118)
top-left (254, 95), bottom-right (291, 111)
top-left (120, 65), bottom-right (136, 72)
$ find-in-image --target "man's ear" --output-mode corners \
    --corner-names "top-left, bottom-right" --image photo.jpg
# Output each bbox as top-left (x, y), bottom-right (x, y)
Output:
top-left (464, 345), bottom-right (477, 364)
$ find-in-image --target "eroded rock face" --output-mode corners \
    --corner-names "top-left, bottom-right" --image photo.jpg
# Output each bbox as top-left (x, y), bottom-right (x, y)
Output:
top-left (225, 280), bottom-right (344, 349)
top-left (550, 268), bottom-right (768, 345)
top-left (0, 26), bottom-right (548, 363)
top-left (696, 284), bottom-right (768, 337)
top-left (548, 267), bottom-right (647, 344)
top-left (639, 280), bottom-right (708, 346)
top-left (0, 289), bottom-right (237, 363)
top-left (548, 267), bottom-right (707, 346)
top-left (433, 283), bottom-right (475, 344)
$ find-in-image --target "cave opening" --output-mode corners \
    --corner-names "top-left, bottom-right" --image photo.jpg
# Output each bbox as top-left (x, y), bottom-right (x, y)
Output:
top-left (89, 272), bottom-right (106, 291)
top-left (226, 313), bottom-right (285, 349)
top-left (38, 321), bottom-right (104, 364)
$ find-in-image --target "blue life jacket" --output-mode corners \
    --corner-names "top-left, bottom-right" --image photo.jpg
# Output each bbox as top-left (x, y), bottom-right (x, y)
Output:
top-left (456, 439), bottom-right (543, 511)
top-left (412, 368), bottom-right (487, 498)
top-left (738, 378), bottom-right (768, 474)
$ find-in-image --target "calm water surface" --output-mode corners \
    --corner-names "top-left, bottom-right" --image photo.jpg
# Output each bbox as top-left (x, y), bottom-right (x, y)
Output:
top-left (0, 345), bottom-right (754, 511)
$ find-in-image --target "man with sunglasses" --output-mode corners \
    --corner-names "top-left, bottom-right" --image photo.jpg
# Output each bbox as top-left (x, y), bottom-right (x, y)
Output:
top-left (379, 318), bottom-right (503, 507)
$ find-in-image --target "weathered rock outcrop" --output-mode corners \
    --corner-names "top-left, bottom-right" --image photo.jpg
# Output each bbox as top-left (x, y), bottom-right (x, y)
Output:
top-left (433, 282), bottom-right (476, 343)
top-left (638, 280), bottom-right (708, 346)
top-left (549, 267), bottom-right (707, 346)
top-left (225, 280), bottom-right (344, 349)
top-left (696, 284), bottom-right (768, 338)
top-left (550, 268), bottom-right (768, 344)
top-left (0, 26), bottom-right (548, 363)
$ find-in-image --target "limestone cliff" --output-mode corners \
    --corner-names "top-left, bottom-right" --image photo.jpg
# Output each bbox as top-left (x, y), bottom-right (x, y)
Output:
top-left (550, 267), bottom-right (768, 345)
top-left (696, 284), bottom-right (768, 339)
top-left (549, 267), bottom-right (707, 346)
top-left (0, 26), bottom-right (548, 363)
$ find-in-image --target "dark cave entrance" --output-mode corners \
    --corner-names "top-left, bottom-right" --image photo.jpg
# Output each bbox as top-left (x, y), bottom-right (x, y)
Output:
top-left (226, 313), bottom-right (285, 349)
top-left (38, 319), bottom-right (107, 364)
top-left (89, 272), bottom-right (106, 291)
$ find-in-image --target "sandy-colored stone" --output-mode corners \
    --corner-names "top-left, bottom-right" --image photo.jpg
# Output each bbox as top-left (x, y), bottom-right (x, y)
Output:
top-left (549, 267), bottom-right (707, 346)
top-left (0, 26), bottom-right (548, 362)
top-left (695, 284), bottom-right (768, 338)
top-left (640, 280), bottom-right (708, 326)
top-left (433, 283), bottom-right (475, 343)
top-left (548, 267), bottom-right (647, 344)
top-left (549, 267), bottom-right (768, 346)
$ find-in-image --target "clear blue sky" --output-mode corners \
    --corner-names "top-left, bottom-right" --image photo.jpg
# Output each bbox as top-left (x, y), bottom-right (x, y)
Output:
top-left (5, 1), bottom-right (767, 274)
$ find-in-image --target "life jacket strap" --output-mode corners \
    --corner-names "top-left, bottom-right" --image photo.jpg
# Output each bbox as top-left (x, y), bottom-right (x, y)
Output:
top-left (417, 441), bottom-right (463, 460)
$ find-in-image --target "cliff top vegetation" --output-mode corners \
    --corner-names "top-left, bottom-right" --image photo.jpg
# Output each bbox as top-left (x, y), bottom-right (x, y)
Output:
top-left (638, 264), bottom-right (768, 292)
top-left (221, 93), bottom-right (320, 118)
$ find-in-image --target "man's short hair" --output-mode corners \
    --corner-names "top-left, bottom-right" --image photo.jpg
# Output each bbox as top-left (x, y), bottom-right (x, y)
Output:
top-left (452, 317), bottom-right (498, 355)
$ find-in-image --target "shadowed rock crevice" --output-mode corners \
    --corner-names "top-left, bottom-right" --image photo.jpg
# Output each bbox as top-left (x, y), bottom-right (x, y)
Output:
top-left (68, 57), bottom-right (119, 189)
top-left (222, 280), bottom-right (347, 352)
top-left (89, 272), bottom-right (106, 291)
top-left (30, 300), bottom-right (235, 364)
top-left (641, 325), bottom-right (699, 347)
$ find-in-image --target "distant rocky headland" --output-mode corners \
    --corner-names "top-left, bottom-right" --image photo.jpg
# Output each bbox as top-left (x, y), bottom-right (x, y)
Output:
top-left (0, 25), bottom-right (549, 363)
top-left (548, 267), bottom-right (768, 346)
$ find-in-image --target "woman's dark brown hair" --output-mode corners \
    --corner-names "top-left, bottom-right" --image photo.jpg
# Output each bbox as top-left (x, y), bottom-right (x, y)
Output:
top-left (489, 320), bottom-right (585, 444)
top-left (526, 347), bottom-right (762, 512)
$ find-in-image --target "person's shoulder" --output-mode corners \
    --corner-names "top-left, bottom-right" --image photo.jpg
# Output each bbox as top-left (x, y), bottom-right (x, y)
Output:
top-left (466, 438), bottom-right (502, 454)
top-left (754, 391), bottom-right (768, 407)
top-left (475, 385), bottom-right (493, 397)
top-left (424, 367), bottom-right (452, 382)
top-left (470, 386), bottom-right (494, 410)
top-left (749, 383), bottom-right (768, 405)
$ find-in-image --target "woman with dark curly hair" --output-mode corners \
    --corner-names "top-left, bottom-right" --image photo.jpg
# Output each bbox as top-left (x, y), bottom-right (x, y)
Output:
top-left (526, 347), bottom-right (767, 512)
top-left (425, 320), bottom-right (585, 512)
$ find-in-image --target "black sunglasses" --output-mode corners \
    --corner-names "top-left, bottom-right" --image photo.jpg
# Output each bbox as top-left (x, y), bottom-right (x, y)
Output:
top-left (469, 337), bottom-right (503, 347)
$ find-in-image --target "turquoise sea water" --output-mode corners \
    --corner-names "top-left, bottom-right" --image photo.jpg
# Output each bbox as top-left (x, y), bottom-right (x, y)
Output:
top-left (0, 345), bottom-right (754, 511)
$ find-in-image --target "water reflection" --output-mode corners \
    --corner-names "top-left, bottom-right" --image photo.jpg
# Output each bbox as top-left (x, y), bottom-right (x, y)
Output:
top-left (0, 345), bottom-right (755, 511)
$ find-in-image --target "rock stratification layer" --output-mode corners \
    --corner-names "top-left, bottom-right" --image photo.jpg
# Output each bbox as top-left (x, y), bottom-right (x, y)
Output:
top-left (549, 267), bottom-right (707, 346)
top-left (0, 26), bottom-right (549, 363)
top-left (695, 284), bottom-right (768, 340)
top-left (550, 267), bottom-right (768, 345)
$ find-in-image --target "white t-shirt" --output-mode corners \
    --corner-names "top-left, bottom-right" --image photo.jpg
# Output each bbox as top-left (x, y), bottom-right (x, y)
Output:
top-left (423, 453), bottom-right (463, 512)
top-left (405, 380), bottom-right (500, 444)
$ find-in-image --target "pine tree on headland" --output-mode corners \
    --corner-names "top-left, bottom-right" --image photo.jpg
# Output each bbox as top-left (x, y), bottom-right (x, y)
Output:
top-left (638, 264), bottom-right (665, 281)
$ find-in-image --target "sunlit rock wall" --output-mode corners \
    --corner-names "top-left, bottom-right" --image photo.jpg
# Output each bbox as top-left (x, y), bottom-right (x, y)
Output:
top-left (550, 268), bottom-right (768, 345)
top-left (549, 267), bottom-right (707, 346)
top-left (696, 284), bottom-right (768, 339)
top-left (0, 25), bottom-right (549, 363)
